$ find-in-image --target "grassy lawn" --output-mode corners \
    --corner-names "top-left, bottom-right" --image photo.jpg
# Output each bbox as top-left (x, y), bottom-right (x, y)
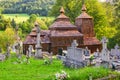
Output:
top-left (3, 14), bottom-right (55, 23)
top-left (0, 54), bottom-right (120, 80)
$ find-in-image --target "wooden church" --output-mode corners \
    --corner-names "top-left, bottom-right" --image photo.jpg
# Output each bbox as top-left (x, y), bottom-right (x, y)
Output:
top-left (23, 4), bottom-right (102, 54)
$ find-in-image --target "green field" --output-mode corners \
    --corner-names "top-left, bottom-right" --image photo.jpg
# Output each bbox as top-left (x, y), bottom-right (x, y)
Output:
top-left (3, 14), bottom-right (55, 23)
top-left (3, 14), bottom-right (29, 23)
top-left (0, 54), bottom-right (120, 80)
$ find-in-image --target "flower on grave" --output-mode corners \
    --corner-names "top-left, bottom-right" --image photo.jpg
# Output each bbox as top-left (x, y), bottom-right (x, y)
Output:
top-left (55, 72), bottom-right (60, 79)
top-left (16, 58), bottom-right (23, 64)
top-left (55, 70), bottom-right (70, 80)
top-left (89, 73), bottom-right (92, 80)
top-left (44, 59), bottom-right (50, 65)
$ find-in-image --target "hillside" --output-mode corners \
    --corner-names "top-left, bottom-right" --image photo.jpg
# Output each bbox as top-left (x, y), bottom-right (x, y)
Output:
top-left (0, 0), bottom-right (55, 16)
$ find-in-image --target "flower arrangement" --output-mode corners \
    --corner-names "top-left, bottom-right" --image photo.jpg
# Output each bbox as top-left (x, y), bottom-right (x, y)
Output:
top-left (55, 70), bottom-right (70, 80)
top-left (44, 59), bottom-right (50, 65)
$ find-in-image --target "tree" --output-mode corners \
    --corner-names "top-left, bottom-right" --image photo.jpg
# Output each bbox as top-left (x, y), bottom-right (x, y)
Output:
top-left (49, 0), bottom-right (116, 39)
top-left (28, 14), bottom-right (37, 23)
top-left (114, 0), bottom-right (120, 28)
top-left (108, 0), bottom-right (120, 48)
top-left (11, 18), bottom-right (16, 28)
top-left (36, 18), bottom-right (48, 30)
top-left (19, 14), bottom-right (48, 35)
top-left (0, 23), bottom-right (4, 30)
top-left (0, 27), bottom-right (15, 51)
top-left (19, 21), bottom-right (32, 33)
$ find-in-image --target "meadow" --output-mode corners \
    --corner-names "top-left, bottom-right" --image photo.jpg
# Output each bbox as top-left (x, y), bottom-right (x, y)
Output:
top-left (3, 14), bottom-right (54, 23)
top-left (3, 14), bottom-right (29, 23)
top-left (0, 54), bottom-right (120, 80)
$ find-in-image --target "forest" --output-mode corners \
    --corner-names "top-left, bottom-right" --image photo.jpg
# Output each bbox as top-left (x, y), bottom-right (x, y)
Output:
top-left (0, 0), bottom-right (55, 16)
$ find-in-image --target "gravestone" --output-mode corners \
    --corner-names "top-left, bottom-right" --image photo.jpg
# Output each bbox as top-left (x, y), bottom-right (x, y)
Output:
top-left (101, 61), bottom-right (110, 68)
top-left (95, 58), bottom-right (102, 67)
top-left (26, 51), bottom-right (30, 64)
top-left (19, 40), bottom-right (23, 55)
top-left (63, 40), bottom-right (86, 68)
top-left (111, 44), bottom-right (120, 59)
top-left (15, 43), bottom-right (21, 58)
top-left (84, 47), bottom-right (90, 56)
top-left (94, 48), bottom-right (100, 58)
top-left (15, 25), bottom-right (23, 58)
top-left (35, 23), bottom-right (43, 59)
top-left (49, 52), bottom-right (53, 64)
top-left (67, 40), bottom-right (85, 62)
top-left (0, 54), bottom-right (6, 61)
top-left (28, 45), bottom-right (33, 57)
top-left (101, 37), bottom-right (110, 62)
top-left (6, 43), bottom-right (10, 58)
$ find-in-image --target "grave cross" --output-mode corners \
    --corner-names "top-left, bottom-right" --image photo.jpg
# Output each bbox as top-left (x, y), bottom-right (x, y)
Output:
top-left (6, 43), bottom-right (10, 58)
top-left (101, 36), bottom-right (108, 49)
top-left (35, 22), bottom-right (42, 58)
top-left (115, 44), bottom-right (119, 50)
top-left (71, 40), bottom-right (78, 48)
top-left (28, 45), bottom-right (33, 57)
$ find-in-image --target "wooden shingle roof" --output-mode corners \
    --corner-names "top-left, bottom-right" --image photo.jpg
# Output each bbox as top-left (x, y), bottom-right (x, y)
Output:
top-left (49, 7), bottom-right (80, 30)
top-left (76, 4), bottom-right (92, 19)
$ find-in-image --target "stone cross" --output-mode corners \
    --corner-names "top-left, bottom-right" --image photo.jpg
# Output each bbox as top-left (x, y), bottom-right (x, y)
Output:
top-left (26, 51), bottom-right (29, 64)
top-left (101, 36), bottom-right (108, 50)
top-left (67, 40), bottom-right (84, 62)
top-left (6, 43), bottom-right (10, 58)
top-left (101, 37), bottom-right (110, 62)
top-left (84, 47), bottom-right (90, 56)
top-left (110, 44), bottom-right (120, 59)
top-left (15, 25), bottom-right (23, 58)
top-left (35, 23), bottom-right (42, 59)
top-left (115, 44), bottom-right (119, 49)
top-left (114, 44), bottom-right (120, 57)
top-left (28, 45), bottom-right (33, 57)
top-left (94, 48), bottom-right (100, 57)
top-left (49, 52), bottom-right (53, 64)
top-left (71, 40), bottom-right (78, 48)
top-left (0, 54), bottom-right (6, 61)
top-left (15, 43), bottom-right (21, 58)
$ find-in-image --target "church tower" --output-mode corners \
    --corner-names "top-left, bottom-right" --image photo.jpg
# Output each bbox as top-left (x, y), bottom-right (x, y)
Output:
top-left (75, 4), bottom-right (95, 37)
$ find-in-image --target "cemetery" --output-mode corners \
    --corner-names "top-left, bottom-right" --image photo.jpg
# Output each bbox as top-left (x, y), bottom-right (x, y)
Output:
top-left (0, 3), bottom-right (120, 80)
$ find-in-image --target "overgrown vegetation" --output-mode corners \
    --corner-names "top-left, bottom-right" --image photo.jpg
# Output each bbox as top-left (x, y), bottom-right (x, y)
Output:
top-left (0, 54), bottom-right (120, 80)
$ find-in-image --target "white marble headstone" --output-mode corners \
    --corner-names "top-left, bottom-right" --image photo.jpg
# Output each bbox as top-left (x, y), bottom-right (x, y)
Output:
top-left (101, 37), bottom-right (110, 61)
top-left (67, 40), bottom-right (85, 62)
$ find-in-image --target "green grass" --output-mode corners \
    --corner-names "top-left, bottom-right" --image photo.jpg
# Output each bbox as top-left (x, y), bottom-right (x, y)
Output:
top-left (3, 14), bottom-right (55, 23)
top-left (0, 54), bottom-right (120, 80)
top-left (3, 14), bottom-right (29, 23)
